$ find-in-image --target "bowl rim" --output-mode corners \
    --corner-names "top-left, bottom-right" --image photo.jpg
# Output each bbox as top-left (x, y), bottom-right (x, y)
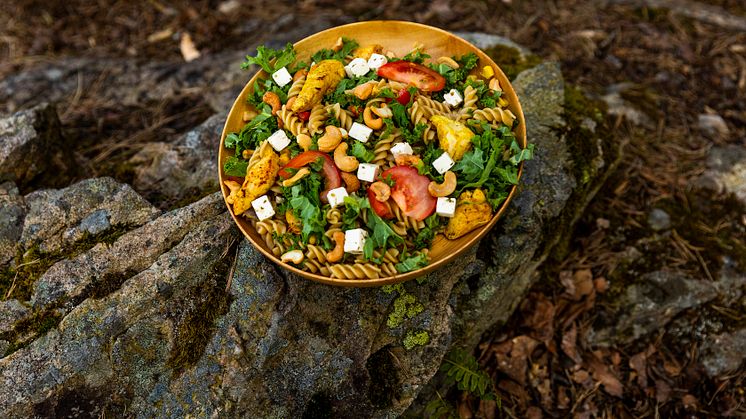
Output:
top-left (218, 20), bottom-right (526, 287)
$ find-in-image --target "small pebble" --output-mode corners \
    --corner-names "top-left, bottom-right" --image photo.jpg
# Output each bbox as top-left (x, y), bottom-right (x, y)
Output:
top-left (648, 208), bottom-right (671, 231)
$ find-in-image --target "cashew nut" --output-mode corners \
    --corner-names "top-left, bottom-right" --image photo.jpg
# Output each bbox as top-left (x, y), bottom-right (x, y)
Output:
top-left (296, 133), bottom-right (312, 151)
top-left (341, 172), bottom-right (360, 193)
top-left (395, 154), bottom-right (423, 167)
top-left (281, 249), bottom-right (304, 265)
top-left (285, 210), bottom-right (301, 234)
top-left (428, 171), bottom-right (457, 197)
top-left (370, 181), bottom-right (391, 202)
top-left (334, 143), bottom-right (359, 172)
top-left (371, 103), bottom-right (393, 119)
top-left (317, 125), bottom-right (343, 153)
top-left (241, 149), bottom-right (253, 159)
top-left (332, 37), bottom-right (344, 52)
top-left (339, 127), bottom-right (348, 139)
top-left (437, 56), bottom-right (460, 69)
top-left (242, 109), bottom-right (258, 122)
top-left (262, 91), bottom-right (281, 115)
top-left (281, 167), bottom-right (310, 187)
top-left (489, 78), bottom-right (502, 92)
top-left (326, 231), bottom-right (345, 263)
top-left (363, 106), bottom-right (384, 130)
top-left (352, 82), bottom-right (375, 100)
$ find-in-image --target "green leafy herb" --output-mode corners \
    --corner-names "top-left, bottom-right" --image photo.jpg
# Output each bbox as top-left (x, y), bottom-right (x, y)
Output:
top-left (377, 87), bottom-right (396, 99)
top-left (222, 156), bottom-right (249, 177)
top-left (350, 141), bottom-right (375, 163)
top-left (311, 37), bottom-right (359, 63)
top-left (401, 49), bottom-right (430, 64)
top-left (390, 101), bottom-right (410, 129)
top-left (222, 109), bottom-right (278, 156)
top-left (241, 43), bottom-right (296, 74)
top-left (395, 252), bottom-right (429, 273)
top-left (363, 208), bottom-right (404, 260)
top-left (413, 214), bottom-right (442, 250)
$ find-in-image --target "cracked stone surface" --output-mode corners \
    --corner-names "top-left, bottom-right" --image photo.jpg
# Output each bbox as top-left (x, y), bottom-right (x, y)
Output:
top-left (0, 103), bottom-right (64, 188)
top-left (0, 34), bottom-right (622, 417)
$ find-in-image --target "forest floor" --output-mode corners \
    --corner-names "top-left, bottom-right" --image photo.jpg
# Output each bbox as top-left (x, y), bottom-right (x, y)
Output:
top-left (1, 0), bottom-right (744, 417)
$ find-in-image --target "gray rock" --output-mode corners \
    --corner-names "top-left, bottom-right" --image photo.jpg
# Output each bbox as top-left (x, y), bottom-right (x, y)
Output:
top-left (647, 208), bottom-right (671, 231)
top-left (0, 182), bottom-right (25, 266)
top-left (32, 192), bottom-right (226, 309)
top-left (700, 329), bottom-right (746, 378)
top-left (20, 177), bottom-right (160, 255)
top-left (128, 114), bottom-right (225, 206)
top-left (698, 113), bottom-right (730, 138)
top-left (0, 300), bottom-right (30, 334)
top-left (454, 31), bottom-right (531, 56)
top-left (0, 46), bottom-right (621, 417)
top-left (696, 145), bottom-right (746, 205)
top-left (590, 271), bottom-right (720, 345)
top-left (601, 83), bottom-right (654, 127)
top-left (0, 103), bottom-right (63, 187)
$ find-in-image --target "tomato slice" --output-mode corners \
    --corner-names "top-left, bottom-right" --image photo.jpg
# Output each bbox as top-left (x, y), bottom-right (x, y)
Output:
top-left (380, 166), bottom-right (436, 221)
top-left (279, 151), bottom-right (341, 201)
top-left (377, 61), bottom-right (446, 92)
top-left (367, 188), bottom-right (394, 220)
top-left (298, 111), bottom-right (311, 121)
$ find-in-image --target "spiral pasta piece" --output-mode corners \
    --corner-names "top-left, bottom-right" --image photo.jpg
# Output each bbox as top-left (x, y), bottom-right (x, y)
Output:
top-left (278, 104), bottom-right (308, 137)
top-left (253, 219), bottom-right (288, 256)
top-left (391, 202), bottom-right (425, 233)
top-left (304, 258), bottom-right (331, 276)
top-left (287, 73), bottom-right (306, 99)
top-left (325, 103), bottom-right (353, 131)
top-left (305, 244), bottom-right (329, 263)
top-left (459, 85), bottom-right (478, 121)
top-left (416, 96), bottom-right (451, 117)
top-left (307, 103), bottom-right (327, 135)
top-left (373, 133), bottom-right (395, 167)
top-left (328, 263), bottom-right (382, 279)
top-left (473, 107), bottom-right (517, 127)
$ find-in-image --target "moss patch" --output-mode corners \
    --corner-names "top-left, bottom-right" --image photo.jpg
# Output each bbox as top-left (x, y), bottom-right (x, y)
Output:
top-left (483, 45), bottom-right (542, 80)
top-left (0, 225), bottom-right (133, 302)
top-left (1, 309), bottom-right (62, 356)
top-left (382, 283), bottom-right (424, 329)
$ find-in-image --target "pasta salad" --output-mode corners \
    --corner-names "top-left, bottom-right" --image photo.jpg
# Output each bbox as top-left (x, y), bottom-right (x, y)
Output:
top-left (222, 37), bottom-right (533, 279)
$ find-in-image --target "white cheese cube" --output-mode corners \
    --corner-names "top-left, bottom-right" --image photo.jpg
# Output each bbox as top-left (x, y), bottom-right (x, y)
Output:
top-left (271, 66), bottom-right (292, 87)
top-left (349, 122), bottom-right (373, 143)
top-left (326, 186), bottom-right (349, 208)
top-left (443, 89), bottom-right (463, 107)
top-left (436, 197), bottom-right (457, 218)
top-left (251, 195), bottom-right (275, 221)
top-left (344, 228), bottom-right (368, 254)
top-left (356, 163), bottom-right (379, 183)
top-left (367, 53), bottom-right (388, 70)
top-left (345, 58), bottom-right (370, 78)
top-left (390, 142), bottom-right (413, 158)
top-left (267, 130), bottom-right (291, 152)
top-left (432, 152), bottom-right (455, 174)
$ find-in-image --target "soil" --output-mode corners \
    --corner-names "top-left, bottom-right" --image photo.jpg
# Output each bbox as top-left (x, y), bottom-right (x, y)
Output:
top-left (1, 0), bottom-right (744, 417)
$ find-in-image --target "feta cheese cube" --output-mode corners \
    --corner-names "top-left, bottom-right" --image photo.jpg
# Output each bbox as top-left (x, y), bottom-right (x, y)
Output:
top-left (390, 142), bottom-right (413, 158)
top-left (357, 163), bottom-right (379, 183)
top-left (367, 53), bottom-right (388, 70)
top-left (326, 186), bottom-right (348, 208)
top-left (443, 89), bottom-right (463, 107)
top-left (349, 122), bottom-right (372, 143)
top-left (344, 228), bottom-right (368, 254)
top-left (345, 58), bottom-right (370, 78)
top-left (271, 66), bottom-right (292, 87)
top-left (267, 130), bottom-right (291, 152)
top-left (251, 195), bottom-right (275, 221)
top-left (432, 152), bottom-right (455, 174)
top-left (436, 197), bottom-right (457, 218)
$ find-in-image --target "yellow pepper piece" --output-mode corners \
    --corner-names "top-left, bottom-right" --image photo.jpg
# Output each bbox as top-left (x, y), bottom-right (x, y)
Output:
top-left (481, 66), bottom-right (495, 79)
top-left (430, 115), bottom-right (475, 162)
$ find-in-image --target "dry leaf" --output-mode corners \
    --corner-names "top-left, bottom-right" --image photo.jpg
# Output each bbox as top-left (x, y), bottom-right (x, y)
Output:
top-left (522, 293), bottom-right (555, 344)
top-left (557, 386), bottom-right (570, 409)
top-left (180, 33), bottom-right (201, 62)
top-left (478, 399), bottom-right (497, 419)
top-left (655, 379), bottom-right (672, 403)
top-left (573, 269), bottom-right (594, 298)
top-left (682, 394), bottom-right (698, 410)
top-left (525, 406), bottom-right (543, 419)
top-left (629, 351), bottom-right (648, 388)
top-left (147, 28), bottom-right (173, 43)
top-left (493, 335), bottom-right (539, 385)
top-left (588, 357), bottom-right (623, 398)
top-left (218, 0), bottom-right (241, 14)
top-left (561, 323), bottom-right (582, 365)
top-left (594, 277), bottom-right (609, 293)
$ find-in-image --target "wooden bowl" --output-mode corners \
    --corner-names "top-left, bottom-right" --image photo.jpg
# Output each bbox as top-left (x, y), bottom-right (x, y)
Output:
top-left (218, 21), bottom-right (526, 287)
